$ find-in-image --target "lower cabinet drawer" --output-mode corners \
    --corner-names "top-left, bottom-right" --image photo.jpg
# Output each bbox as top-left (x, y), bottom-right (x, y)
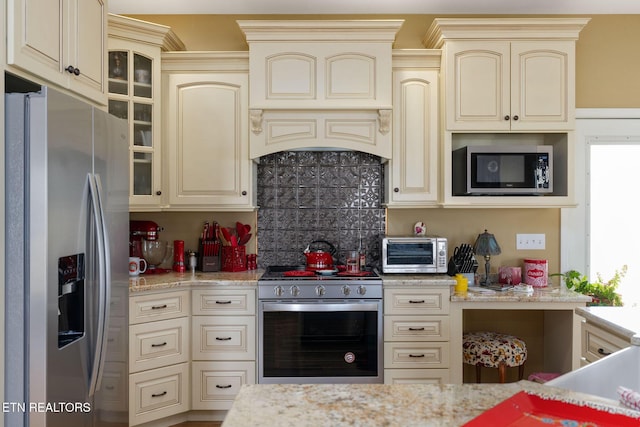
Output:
top-left (384, 315), bottom-right (450, 341)
top-left (191, 361), bottom-right (256, 410)
top-left (384, 368), bottom-right (450, 385)
top-left (129, 362), bottom-right (190, 426)
top-left (192, 316), bottom-right (256, 360)
top-left (384, 342), bottom-right (450, 369)
top-left (129, 317), bottom-right (190, 373)
top-left (582, 322), bottom-right (629, 363)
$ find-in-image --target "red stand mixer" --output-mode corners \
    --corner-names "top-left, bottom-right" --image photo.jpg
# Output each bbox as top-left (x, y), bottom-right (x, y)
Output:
top-left (130, 220), bottom-right (173, 274)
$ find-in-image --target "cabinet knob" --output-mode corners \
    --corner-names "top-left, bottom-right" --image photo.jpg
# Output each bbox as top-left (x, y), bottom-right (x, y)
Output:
top-left (155, 190), bottom-right (162, 196)
top-left (241, 191), bottom-right (247, 196)
top-left (65, 65), bottom-right (80, 76)
top-left (393, 187), bottom-right (399, 193)
top-left (513, 115), bottom-right (519, 121)
top-left (504, 115), bottom-right (510, 121)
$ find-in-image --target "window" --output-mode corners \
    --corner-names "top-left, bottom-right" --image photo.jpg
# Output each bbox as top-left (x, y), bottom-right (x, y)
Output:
top-left (563, 111), bottom-right (640, 307)
top-left (589, 144), bottom-right (640, 306)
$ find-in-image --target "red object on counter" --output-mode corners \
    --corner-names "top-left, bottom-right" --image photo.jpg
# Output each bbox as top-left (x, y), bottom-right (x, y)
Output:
top-left (221, 245), bottom-right (247, 272)
top-left (173, 240), bottom-right (185, 272)
top-left (463, 391), bottom-right (640, 426)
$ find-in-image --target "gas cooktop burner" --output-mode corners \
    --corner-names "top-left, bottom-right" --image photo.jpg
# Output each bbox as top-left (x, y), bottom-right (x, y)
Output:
top-left (259, 265), bottom-right (382, 281)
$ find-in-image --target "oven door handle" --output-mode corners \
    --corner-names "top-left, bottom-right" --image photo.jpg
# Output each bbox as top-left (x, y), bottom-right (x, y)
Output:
top-left (262, 302), bottom-right (379, 312)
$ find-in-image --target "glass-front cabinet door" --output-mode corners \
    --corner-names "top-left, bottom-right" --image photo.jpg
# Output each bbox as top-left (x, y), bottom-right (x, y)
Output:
top-left (107, 44), bottom-right (163, 210)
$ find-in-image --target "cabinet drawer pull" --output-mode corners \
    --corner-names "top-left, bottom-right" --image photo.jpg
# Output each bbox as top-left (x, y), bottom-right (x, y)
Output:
top-left (216, 337), bottom-right (232, 341)
top-left (597, 348), bottom-right (612, 356)
top-left (151, 304), bottom-right (168, 310)
top-left (151, 342), bottom-right (168, 348)
top-left (151, 391), bottom-right (167, 398)
top-left (216, 300), bottom-right (233, 305)
top-left (408, 354), bottom-right (425, 358)
top-left (408, 300), bottom-right (425, 304)
top-left (408, 327), bottom-right (425, 331)
top-left (216, 384), bottom-right (233, 389)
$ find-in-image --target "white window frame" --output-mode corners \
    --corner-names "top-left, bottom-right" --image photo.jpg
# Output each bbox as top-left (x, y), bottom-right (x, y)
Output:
top-left (561, 109), bottom-right (640, 275)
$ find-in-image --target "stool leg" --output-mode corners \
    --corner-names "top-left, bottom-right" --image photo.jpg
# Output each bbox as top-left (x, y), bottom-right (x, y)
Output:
top-left (475, 364), bottom-right (482, 383)
top-left (498, 363), bottom-right (506, 383)
top-left (518, 363), bottom-right (525, 381)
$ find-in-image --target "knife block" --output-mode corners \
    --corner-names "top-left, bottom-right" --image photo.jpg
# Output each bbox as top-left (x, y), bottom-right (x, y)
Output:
top-left (198, 239), bottom-right (220, 272)
top-left (199, 255), bottom-right (220, 272)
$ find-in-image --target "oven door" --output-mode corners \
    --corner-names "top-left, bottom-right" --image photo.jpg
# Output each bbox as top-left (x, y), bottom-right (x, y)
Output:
top-left (258, 300), bottom-right (383, 384)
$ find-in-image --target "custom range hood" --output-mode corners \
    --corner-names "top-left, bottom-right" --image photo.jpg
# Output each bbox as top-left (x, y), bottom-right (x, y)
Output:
top-left (237, 20), bottom-right (404, 160)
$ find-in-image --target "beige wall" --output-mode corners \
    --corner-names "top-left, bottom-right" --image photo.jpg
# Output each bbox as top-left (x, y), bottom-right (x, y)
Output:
top-left (127, 13), bottom-right (629, 275)
top-left (131, 14), bottom-right (640, 108)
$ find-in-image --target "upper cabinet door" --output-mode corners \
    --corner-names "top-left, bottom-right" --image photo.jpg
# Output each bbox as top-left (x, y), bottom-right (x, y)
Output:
top-left (445, 40), bottom-right (574, 132)
top-left (386, 68), bottom-right (439, 207)
top-left (7, 0), bottom-right (107, 105)
top-left (510, 41), bottom-right (575, 131)
top-left (165, 73), bottom-right (254, 210)
top-left (67, 0), bottom-right (107, 103)
top-left (445, 41), bottom-right (511, 131)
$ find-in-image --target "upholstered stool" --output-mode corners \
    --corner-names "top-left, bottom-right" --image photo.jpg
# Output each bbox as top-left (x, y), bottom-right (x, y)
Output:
top-left (462, 331), bottom-right (528, 383)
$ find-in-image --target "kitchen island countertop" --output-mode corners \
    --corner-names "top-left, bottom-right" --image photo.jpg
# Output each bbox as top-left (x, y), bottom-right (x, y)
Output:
top-left (221, 381), bottom-right (640, 427)
top-left (576, 306), bottom-right (640, 339)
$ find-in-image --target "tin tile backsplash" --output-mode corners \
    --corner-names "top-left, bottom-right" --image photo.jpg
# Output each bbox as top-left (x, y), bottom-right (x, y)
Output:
top-left (257, 151), bottom-right (385, 268)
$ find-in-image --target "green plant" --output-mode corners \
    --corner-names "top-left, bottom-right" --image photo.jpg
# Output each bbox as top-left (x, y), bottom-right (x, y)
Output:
top-left (552, 266), bottom-right (627, 306)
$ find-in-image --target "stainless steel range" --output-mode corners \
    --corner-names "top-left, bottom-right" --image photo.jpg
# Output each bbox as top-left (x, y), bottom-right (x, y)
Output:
top-left (258, 266), bottom-right (383, 384)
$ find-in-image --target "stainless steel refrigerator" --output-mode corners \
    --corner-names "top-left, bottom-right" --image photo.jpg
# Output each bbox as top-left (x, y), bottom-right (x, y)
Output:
top-left (5, 85), bottom-right (129, 426)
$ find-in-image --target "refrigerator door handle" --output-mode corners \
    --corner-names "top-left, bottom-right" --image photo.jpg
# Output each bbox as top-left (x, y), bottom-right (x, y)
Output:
top-left (87, 173), bottom-right (110, 397)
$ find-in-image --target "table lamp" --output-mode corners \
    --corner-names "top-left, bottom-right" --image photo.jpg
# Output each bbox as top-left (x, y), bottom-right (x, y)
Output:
top-left (473, 229), bottom-right (501, 286)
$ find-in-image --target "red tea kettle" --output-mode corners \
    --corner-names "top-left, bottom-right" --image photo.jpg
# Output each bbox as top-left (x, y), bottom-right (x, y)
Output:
top-left (303, 240), bottom-right (337, 271)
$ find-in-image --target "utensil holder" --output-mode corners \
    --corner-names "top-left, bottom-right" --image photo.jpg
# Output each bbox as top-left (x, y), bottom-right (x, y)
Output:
top-left (221, 246), bottom-right (247, 272)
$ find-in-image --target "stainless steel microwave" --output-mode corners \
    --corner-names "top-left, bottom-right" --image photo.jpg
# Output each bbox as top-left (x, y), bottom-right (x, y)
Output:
top-left (381, 237), bottom-right (448, 274)
top-left (453, 145), bottom-right (553, 195)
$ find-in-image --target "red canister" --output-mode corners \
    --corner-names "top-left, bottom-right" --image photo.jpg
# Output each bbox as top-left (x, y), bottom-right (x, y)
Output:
top-left (173, 240), bottom-right (185, 272)
top-left (524, 259), bottom-right (548, 287)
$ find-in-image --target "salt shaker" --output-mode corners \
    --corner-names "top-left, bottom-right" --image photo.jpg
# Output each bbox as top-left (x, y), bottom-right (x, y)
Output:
top-left (188, 251), bottom-right (197, 274)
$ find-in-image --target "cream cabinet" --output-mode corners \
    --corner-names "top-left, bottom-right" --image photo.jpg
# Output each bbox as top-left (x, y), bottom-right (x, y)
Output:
top-left (383, 287), bottom-right (451, 384)
top-left (385, 51), bottom-right (440, 207)
top-left (425, 18), bottom-right (589, 132)
top-left (128, 291), bottom-right (190, 426)
top-left (6, 0), bottom-right (107, 104)
top-left (443, 40), bottom-right (576, 132)
top-left (162, 52), bottom-right (255, 211)
top-left (238, 20), bottom-right (403, 159)
top-left (581, 321), bottom-right (631, 365)
top-left (108, 14), bottom-right (185, 211)
top-left (191, 289), bottom-right (256, 410)
top-left (423, 18), bottom-right (589, 208)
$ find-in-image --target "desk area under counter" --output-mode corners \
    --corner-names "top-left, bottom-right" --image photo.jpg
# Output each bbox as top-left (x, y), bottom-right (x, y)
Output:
top-left (381, 274), bottom-right (591, 384)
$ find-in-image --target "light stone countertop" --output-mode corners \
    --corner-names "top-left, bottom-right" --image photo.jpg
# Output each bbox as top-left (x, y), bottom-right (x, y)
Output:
top-left (128, 270), bottom-right (264, 293)
top-left (576, 306), bottom-right (640, 339)
top-left (452, 285), bottom-right (592, 303)
top-left (128, 271), bottom-right (592, 306)
top-left (379, 273), bottom-right (456, 287)
top-left (221, 381), bottom-right (640, 427)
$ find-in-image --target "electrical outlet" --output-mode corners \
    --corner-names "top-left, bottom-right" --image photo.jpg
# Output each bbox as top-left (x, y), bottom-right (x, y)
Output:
top-left (516, 233), bottom-right (546, 250)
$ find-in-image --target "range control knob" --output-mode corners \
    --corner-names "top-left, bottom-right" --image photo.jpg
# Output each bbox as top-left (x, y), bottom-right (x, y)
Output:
top-left (315, 285), bottom-right (326, 297)
top-left (341, 285), bottom-right (351, 296)
top-left (357, 285), bottom-right (367, 296)
top-left (274, 285), bottom-right (284, 297)
top-left (290, 285), bottom-right (300, 297)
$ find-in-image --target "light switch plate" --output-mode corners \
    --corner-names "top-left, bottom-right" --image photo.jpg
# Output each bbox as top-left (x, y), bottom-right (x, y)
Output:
top-left (516, 233), bottom-right (546, 250)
